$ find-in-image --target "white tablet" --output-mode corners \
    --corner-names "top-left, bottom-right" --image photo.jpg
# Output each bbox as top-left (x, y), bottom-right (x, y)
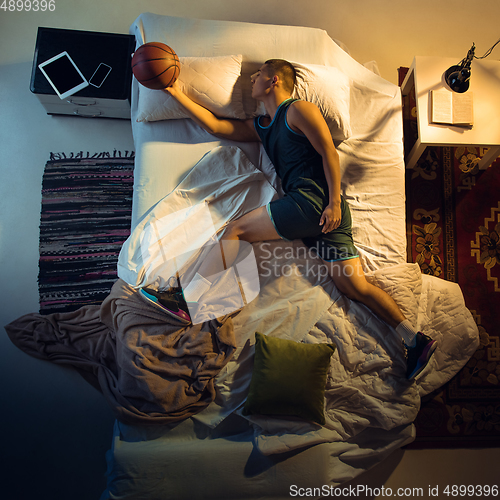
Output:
top-left (38, 51), bottom-right (89, 99)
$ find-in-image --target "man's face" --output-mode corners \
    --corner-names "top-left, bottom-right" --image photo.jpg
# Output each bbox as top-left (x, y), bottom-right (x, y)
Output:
top-left (250, 64), bottom-right (273, 100)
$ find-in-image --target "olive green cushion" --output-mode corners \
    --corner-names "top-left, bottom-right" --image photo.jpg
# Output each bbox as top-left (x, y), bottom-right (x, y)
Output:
top-left (242, 332), bottom-right (336, 425)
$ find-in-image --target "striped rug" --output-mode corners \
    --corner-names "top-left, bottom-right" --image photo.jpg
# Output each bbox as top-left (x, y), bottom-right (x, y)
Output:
top-left (38, 151), bottom-right (134, 314)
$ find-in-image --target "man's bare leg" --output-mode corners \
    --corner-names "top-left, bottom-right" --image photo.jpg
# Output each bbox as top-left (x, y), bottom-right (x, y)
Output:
top-left (323, 257), bottom-right (405, 329)
top-left (323, 256), bottom-right (437, 379)
top-left (191, 205), bottom-right (282, 279)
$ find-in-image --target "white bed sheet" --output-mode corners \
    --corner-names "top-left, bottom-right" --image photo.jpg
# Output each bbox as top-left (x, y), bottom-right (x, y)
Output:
top-left (129, 13), bottom-right (406, 272)
top-left (102, 13), bottom-right (479, 499)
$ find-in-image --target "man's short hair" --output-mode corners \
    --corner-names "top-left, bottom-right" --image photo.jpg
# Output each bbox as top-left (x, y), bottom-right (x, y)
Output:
top-left (264, 59), bottom-right (297, 94)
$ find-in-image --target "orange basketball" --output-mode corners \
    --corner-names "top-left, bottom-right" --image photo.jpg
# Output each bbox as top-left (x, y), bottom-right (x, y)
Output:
top-left (131, 42), bottom-right (180, 90)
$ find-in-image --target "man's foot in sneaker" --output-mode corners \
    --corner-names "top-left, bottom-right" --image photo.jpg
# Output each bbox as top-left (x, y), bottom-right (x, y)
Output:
top-left (404, 332), bottom-right (437, 380)
top-left (140, 286), bottom-right (191, 325)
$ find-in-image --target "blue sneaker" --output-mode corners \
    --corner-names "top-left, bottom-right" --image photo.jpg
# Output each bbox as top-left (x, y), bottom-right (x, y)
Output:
top-left (404, 332), bottom-right (437, 380)
top-left (140, 287), bottom-right (191, 325)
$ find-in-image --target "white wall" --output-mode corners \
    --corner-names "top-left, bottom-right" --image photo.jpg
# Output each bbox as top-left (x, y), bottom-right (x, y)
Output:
top-left (2, 0), bottom-right (500, 81)
top-left (1, 1), bottom-right (499, 499)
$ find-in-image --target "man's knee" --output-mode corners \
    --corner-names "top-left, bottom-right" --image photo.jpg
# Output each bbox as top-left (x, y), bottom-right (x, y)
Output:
top-left (334, 277), bottom-right (361, 301)
top-left (222, 220), bottom-right (244, 242)
top-left (331, 271), bottom-right (371, 302)
top-left (329, 260), bottom-right (362, 284)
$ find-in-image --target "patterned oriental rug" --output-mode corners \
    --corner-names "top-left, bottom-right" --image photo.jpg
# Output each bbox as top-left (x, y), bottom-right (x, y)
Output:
top-left (38, 151), bottom-right (134, 315)
top-left (400, 68), bottom-right (500, 447)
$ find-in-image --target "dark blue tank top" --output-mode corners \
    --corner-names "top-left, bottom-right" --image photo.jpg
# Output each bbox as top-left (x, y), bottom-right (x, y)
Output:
top-left (253, 98), bottom-right (327, 196)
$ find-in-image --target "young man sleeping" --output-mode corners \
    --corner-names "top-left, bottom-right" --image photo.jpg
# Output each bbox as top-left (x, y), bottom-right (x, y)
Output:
top-left (139, 59), bottom-right (437, 380)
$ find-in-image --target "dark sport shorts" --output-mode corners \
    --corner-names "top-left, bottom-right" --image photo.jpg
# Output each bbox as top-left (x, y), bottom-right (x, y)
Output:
top-left (267, 191), bottom-right (359, 262)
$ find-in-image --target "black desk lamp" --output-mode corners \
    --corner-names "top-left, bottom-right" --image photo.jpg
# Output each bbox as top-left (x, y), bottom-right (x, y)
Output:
top-left (445, 37), bottom-right (500, 93)
top-left (444, 44), bottom-right (475, 93)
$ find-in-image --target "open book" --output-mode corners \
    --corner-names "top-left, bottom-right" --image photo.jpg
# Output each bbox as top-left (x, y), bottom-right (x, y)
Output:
top-left (431, 89), bottom-right (473, 126)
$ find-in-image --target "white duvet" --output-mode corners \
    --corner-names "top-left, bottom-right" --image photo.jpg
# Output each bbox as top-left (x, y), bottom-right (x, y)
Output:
top-left (118, 145), bottom-right (479, 457)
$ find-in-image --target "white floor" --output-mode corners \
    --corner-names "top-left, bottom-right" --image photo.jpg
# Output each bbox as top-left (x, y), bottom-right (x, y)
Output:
top-left (1, 1), bottom-right (499, 499)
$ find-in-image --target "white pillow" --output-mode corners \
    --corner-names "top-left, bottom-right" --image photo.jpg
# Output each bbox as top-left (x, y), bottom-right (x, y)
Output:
top-left (136, 54), bottom-right (246, 122)
top-left (255, 62), bottom-right (352, 141)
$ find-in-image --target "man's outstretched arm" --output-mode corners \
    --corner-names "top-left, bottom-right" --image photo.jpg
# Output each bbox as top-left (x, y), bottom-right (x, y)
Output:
top-left (164, 82), bottom-right (260, 142)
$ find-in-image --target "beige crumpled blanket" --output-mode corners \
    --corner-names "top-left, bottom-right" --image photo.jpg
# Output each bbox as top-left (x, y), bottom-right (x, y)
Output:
top-left (5, 279), bottom-right (236, 425)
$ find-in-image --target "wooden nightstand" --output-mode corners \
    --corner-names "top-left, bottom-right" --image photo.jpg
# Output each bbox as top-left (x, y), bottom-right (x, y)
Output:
top-left (401, 56), bottom-right (500, 170)
top-left (30, 27), bottom-right (135, 119)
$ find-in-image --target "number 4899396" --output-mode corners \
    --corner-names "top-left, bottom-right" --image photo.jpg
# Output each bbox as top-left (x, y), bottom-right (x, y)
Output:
top-left (1, 0), bottom-right (56, 11)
